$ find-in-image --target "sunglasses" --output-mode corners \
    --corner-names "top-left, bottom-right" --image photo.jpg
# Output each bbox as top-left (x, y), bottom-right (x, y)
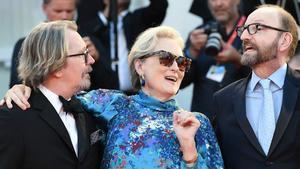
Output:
top-left (140, 50), bottom-right (192, 72)
top-left (67, 48), bottom-right (89, 63)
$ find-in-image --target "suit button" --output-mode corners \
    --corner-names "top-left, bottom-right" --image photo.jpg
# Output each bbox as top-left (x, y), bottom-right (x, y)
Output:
top-left (265, 161), bottom-right (274, 166)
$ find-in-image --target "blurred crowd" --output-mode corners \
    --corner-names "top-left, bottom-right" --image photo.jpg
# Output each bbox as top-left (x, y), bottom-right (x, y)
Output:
top-left (9, 0), bottom-right (300, 114)
top-left (3, 0), bottom-right (300, 169)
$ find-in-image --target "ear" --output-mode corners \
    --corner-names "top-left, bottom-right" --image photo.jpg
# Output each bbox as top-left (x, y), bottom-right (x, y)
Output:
top-left (134, 59), bottom-right (143, 76)
top-left (52, 68), bottom-right (64, 78)
top-left (278, 32), bottom-right (293, 52)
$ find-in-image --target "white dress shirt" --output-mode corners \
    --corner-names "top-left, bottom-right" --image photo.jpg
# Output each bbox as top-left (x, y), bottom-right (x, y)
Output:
top-left (246, 64), bottom-right (286, 137)
top-left (98, 11), bottom-right (132, 91)
top-left (38, 85), bottom-right (78, 156)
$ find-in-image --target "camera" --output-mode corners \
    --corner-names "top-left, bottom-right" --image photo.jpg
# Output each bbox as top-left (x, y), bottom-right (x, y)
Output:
top-left (202, 22), bottom-right (225, 57)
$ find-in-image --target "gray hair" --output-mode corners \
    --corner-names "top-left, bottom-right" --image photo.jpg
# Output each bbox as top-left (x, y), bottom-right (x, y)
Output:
top-left (18, 20), bottom-right (77, 89)
top-left (128, 26), bottom-right (184, 90)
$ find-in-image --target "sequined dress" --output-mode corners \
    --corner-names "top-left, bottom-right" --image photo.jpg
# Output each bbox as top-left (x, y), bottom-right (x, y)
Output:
top-left (78, 89), bottom-right (224, 169)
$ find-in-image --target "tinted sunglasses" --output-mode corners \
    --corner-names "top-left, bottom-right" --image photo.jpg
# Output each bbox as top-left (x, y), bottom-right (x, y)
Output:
top-left (140, 50), bottom-right (192, 72)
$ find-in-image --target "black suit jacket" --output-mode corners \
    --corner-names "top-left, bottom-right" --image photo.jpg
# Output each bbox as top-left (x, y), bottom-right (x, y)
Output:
top-left (213, 66), bottom-right (300, 169)
top-left (78, 0), bottom-right (168, 90)
top-left (0, 89), bottom-right (103, 169)
top-left (9, 37), bottom-right (25, 88)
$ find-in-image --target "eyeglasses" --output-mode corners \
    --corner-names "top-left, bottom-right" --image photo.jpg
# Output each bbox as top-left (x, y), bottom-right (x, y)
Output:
top-left (236, 23), bottom-right (289, 37)
top-left (140, 50), bottom-right (192, 72)
top-left (67, 48), bottom-right (89, 63)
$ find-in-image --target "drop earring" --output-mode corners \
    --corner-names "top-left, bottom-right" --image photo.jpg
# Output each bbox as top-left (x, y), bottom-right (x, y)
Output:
top-left (139, 74), bottom-right (145, 87)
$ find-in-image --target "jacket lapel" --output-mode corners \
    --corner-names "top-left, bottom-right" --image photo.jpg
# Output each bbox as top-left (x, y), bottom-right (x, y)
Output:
top-left (233, 76), bottom-right (265, 155)
top-left (268, 67), bottom-right (300, 156)
top-left (77, 112), bottom-right (90, 162)
top-left (30, 90), bottom-right (76, 156)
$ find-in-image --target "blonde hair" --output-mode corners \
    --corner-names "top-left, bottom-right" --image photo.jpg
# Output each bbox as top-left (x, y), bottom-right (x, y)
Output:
top-left (258, 4), bottom-right (298, 58)
top-left (128, 26), bottom-right (184, 90)
top-left (18, 20), bottom-right (77, 89)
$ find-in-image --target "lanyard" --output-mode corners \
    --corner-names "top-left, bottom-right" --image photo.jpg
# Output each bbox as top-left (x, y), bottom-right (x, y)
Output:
top-left (227, 15), bottom-right (246, 45)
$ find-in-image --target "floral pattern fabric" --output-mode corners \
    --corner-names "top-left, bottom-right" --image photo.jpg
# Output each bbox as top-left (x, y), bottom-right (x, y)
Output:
top-left (77, 89), bottom-right (224, 169)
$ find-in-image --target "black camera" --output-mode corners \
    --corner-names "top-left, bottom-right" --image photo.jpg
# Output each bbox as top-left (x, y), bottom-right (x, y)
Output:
top-left (203, 22), bottom-right (225, 57)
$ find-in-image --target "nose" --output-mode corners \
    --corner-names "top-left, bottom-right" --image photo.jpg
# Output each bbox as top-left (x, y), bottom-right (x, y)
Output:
top-left (240, 28), bottom-right (251, 41)
top-left (216, 0), bottom-right (222, 6)
top-left (60, 11), bottom-right (71, 20)
top-left (213, 0), bottom-right (223, 7)
top-left (170, 59), bottom-right (180, 71)
top-left (87, 53), bottom-right (95, 65)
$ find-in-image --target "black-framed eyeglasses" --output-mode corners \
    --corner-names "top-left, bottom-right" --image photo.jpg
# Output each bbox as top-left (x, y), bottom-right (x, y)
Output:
top-left (236, 23), bottom-right (289, 37)
top-left (140, 50), bottom-right (192, 72)
top-left (67, 48), bottom-right (89, 63)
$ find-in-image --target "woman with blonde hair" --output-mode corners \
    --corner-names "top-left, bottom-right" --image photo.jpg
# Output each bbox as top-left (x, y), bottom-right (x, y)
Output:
top-left (2, 25), bottom-right (223, 168)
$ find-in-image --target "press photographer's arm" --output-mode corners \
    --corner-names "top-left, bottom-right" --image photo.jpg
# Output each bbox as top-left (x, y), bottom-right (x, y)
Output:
top-left (188, 28), bottom-right (208, 58)
top-left (188, 27), bottom-right (242, 66)
top-left (215, 40), bottom-right (242, 66)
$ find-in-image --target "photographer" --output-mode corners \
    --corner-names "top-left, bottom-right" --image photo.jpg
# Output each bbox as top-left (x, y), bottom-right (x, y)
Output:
top-left (181, 0), bottom-right (250, 121)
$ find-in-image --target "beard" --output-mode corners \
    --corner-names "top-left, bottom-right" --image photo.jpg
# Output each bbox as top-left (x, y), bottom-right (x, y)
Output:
top-left (241, 37), bottom-right (279, 67)
top-left (79, 75), bottom-right (91, 91)
top-left (79, 66), bottom-right (92, 91)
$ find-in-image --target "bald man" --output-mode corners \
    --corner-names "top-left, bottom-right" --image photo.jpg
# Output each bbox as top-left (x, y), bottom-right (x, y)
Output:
top-left (214, 5), bottom-right (300, 169)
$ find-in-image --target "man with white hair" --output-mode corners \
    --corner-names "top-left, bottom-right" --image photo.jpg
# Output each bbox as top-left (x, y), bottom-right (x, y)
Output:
top-left (0, 21), bottom-right (103, 169)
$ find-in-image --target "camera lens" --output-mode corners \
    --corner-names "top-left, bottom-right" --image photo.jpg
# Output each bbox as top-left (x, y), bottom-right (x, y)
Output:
top-left (205, 32), bottom-right (222, 57)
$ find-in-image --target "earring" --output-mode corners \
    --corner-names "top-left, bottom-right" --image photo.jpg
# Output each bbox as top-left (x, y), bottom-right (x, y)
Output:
top-left (139, 74), bottom-right (145, 87)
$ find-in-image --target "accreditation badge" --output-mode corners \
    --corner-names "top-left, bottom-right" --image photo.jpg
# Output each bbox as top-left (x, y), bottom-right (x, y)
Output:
top-left (206, 65), bottom-right (226, 82)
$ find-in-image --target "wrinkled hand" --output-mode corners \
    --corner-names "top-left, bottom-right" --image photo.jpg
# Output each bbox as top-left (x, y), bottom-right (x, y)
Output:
top-left (173, 110), bottom-right (200, 142)
top-left (0, 84), bottom-right (31, 110)
top-left (173, 110), bottom-right (200, 161)
top-left (83, 37), bottom-right (100, 61)
top-left (189, 28), bottom-right (208, 57)
top-left (215, 41), bottom-right (241, 65)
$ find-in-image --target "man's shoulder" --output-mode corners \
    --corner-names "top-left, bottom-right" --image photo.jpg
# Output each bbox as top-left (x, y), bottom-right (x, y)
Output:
top-left (215, 78), bottom-right (247, 97)
top-left (288, 67), bottom-right (300, 85)
top-left (0, 104), bottom-right (19, 115)
top-left (77, 14), bottom-right (105, 35)
top-left (0, 103), bottom-right (32, 126)
top-left (12, 37), bottom-right (26, 55)
top-left (17, 37), bottom-right (26, 42)
top-left (14, 37), bottom-right (26, 46)
top-left (0, 92), bottom-right (46, 118)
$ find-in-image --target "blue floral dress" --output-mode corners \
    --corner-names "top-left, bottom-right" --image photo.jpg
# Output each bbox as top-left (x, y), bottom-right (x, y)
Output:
top-left (78, 89), bottom-right (224, 169)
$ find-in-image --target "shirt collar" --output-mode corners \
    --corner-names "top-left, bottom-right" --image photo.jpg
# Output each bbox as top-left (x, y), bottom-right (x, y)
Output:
top-left (249, 63), bottom-right (287, 92)
top-left (249, 72), bottom-right (261, 92)
top-left (269, 63), bottom-right (287, 89)
top-left (98, 12), bottom-right (108, 25)
top-left (98, 10), bottom-right (129, 25)
top-left (38, 85), bottom-right (63, 114)
top-left (119, 10), bottom-right (129, 19)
